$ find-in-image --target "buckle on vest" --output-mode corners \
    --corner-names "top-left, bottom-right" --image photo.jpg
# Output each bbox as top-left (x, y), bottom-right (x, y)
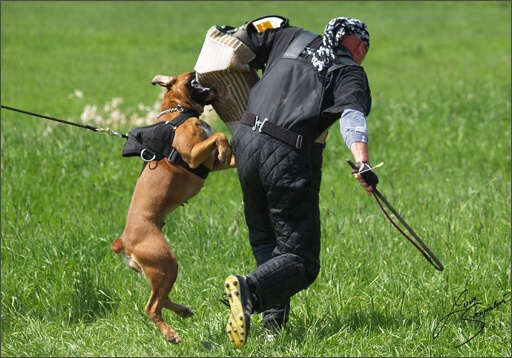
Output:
top-left (296, 135), bottom-right (303, 149)
top-left (252, 116), bottom-right (268, 132)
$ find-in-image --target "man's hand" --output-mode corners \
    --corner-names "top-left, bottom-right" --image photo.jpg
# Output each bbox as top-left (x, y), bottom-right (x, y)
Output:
top-left (351, 161), bottom-right (378, 196)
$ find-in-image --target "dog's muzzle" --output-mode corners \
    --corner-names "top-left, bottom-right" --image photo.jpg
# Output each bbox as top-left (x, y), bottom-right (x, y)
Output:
top-left (192, 78), bottom-right (217, 103)
top-left (204, 86), bottom-right (218, 102)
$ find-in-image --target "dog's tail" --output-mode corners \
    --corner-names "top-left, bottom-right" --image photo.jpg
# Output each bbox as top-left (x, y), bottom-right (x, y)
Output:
top-left (111, 238), bottom-right (125, 253)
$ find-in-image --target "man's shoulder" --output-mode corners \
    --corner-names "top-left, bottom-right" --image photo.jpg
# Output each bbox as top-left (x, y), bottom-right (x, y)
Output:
top-left (274, 26), bottom-right (306, 40)
top-left (273, 27), bottom-right (318, 51)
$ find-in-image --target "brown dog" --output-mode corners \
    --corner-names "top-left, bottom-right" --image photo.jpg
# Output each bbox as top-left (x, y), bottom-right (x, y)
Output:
top-left (111, 72), bottom-right (234, 343)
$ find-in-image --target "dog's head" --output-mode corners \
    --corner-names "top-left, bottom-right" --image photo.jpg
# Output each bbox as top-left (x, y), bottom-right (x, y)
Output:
top-left (152, 72), bottom-right (217, 115)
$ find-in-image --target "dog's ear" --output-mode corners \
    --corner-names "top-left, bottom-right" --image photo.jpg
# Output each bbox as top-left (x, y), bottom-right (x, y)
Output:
top-left (151, 75), bottom-right (176, 88)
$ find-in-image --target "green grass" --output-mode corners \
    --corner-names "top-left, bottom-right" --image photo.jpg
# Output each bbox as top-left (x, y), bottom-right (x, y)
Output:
top-left (1, 1), bottom-right (510, 356)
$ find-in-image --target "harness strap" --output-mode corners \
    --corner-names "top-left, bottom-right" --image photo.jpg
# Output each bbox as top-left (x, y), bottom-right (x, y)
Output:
top-left (282, 31), bottom-right (318, 59)
top-left (162, 111), bottom-right (209, 179)
top-left (167, 110), bottom-right (199, 127)
top-left (167, 147), bottom-right (210, 179)
top-left (240, 112), bottom-right (303, 149)
top-left (124, 111), bottom-right (210, 179)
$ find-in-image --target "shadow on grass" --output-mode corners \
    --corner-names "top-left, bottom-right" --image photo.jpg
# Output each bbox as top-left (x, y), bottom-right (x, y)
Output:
top-left (342, 309), bottom-right (418, 332)
top-left (288, 308), bottom-right (420, 340)
top-left (67, 268), bottom-right (120, 325)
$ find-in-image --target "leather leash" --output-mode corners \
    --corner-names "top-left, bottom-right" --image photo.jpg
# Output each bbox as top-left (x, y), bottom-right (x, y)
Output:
top-left (1, 105), bottom-right (128, 138)
top-left (347, 159), bottom-right (444, 271)
top-left (2, 104), bottom-right (210, 179)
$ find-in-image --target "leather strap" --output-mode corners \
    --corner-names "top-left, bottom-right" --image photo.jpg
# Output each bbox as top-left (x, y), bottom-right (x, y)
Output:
top-left (282, 31), bottom-right (318, 59)
top-left (162, 110), bottom-right (210, 179)
top-left (167, 147), bottom-right (209, 179)
top-left (240, 112), bottom-right (303, 149)
top-left (162, 112), bottom-right (209, 180)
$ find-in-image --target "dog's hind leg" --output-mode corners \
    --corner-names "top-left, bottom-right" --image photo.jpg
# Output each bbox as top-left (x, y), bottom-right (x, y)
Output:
top-left (138, 245), bottom-right (193, 343)
top-left (163, 298), bottom-right (194, 318)
top-left (144, 288), bottom-right (194, 343)
top-left (145, 288), bottom-right (184, 343)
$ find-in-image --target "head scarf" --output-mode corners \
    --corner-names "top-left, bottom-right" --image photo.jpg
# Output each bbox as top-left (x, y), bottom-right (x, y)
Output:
top-left (311, 17), bottom-right (370, 72)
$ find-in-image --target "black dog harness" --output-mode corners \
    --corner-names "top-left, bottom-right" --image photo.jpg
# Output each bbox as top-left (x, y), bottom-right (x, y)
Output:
top-left (122, 110), bottom-right (210, 179)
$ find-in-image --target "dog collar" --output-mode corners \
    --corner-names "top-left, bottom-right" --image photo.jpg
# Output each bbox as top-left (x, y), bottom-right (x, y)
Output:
top-left (157, 105), bottom-right (199, 119)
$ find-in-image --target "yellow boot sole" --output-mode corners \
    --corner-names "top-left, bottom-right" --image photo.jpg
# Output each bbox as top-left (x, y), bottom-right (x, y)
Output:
top-left (224, 275), bottom-right (250, 349)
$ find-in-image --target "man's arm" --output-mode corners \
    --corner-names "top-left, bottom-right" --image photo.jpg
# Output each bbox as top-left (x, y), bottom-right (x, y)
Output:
top-left (340, 109), bottom-right (377, 196)
top-left (349, 141), bottom-right (375, 196)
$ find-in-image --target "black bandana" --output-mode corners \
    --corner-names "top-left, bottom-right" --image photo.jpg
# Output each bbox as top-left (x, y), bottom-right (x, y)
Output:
top-left (311, 17), bottom-right (370, 72)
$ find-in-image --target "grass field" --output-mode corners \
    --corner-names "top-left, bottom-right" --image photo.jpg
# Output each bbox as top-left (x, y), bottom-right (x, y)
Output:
top-left (1, 1), bottom-right (510, 357)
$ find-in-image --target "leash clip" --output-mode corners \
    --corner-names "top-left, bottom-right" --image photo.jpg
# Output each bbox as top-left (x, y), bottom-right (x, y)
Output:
top-left (252, 116), bottom-right (268, 132)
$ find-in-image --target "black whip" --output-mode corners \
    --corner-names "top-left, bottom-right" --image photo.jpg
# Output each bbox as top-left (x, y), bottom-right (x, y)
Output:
top-left (347, 159), bottom-right (444, 271)
top-left (1, 105), bottom-right (128, 138)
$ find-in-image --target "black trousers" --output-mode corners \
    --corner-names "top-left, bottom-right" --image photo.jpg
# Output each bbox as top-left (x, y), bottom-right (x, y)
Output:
top-left (231, 124), bottom-right (324, 314)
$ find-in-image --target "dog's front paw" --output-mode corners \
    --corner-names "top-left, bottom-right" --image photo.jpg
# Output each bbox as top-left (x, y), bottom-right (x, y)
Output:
top-left (217, 144), bottom-right (233, 165)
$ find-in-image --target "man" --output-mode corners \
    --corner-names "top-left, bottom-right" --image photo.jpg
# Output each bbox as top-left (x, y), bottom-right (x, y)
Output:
top-left (222, 16), bottom-right (379, 349)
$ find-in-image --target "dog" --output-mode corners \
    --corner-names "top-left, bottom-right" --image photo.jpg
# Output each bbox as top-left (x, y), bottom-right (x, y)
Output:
top-left (111, 72), bottom-right (234, 343)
